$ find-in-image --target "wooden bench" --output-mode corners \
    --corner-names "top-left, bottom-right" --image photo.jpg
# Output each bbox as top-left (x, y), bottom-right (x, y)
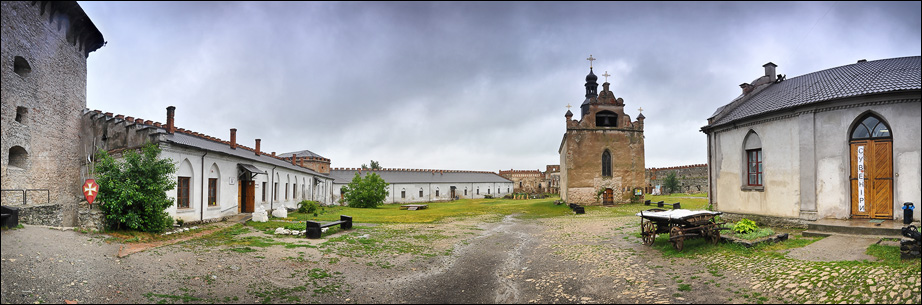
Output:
top-left (305, 215), bottom-right (353, 239)
top-left (568, 203), bottom-right (585, 214)
top-left (400, 204), bottom-right (428, 210)
top-left (657, 201), bottom-right (681, 209)
top-left (0, 206), bottom-right (18, 229)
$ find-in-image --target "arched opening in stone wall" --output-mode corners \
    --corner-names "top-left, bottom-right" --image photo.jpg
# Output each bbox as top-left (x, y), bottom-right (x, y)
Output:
top-left (14, 56), bottom-right (32, 76)
top-left (595, 110), bottom-right (618, 127)
top-left (15, 107), bottom-right (28, 123)
top-left (8, 146), bottom-right (28, 169)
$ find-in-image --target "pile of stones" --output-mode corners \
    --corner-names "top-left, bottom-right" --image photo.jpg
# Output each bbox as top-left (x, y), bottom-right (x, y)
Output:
top-left (900, 225), bottom-right (921, 259)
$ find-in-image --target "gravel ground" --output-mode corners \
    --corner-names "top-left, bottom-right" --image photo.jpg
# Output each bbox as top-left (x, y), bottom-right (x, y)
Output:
top-left (2, 210), bottom-right (920, 304)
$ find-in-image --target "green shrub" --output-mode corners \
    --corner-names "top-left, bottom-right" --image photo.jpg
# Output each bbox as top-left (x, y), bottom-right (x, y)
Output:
top-left (94, 142), bottom-right (176, 233)
top-left (298, 200), bottom-right (319, 214)
top-left (735, 227), bottom-right (775, 240)
top-left (733, 218), bottom-right (759, 234)
top-left (342, 172), bottom-right (388, 208)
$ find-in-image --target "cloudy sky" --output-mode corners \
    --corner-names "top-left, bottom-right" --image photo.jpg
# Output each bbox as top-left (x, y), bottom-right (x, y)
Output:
top-left (79, 1), bottom-right (921, 171)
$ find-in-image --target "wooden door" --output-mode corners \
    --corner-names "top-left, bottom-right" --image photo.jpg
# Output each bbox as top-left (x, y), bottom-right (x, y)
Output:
top-left (603, 188), bottom-right (614, 205)
top-left (238, 180), bottom-right (256, 213)
top-left (850, 140), bottom-right (893, 219)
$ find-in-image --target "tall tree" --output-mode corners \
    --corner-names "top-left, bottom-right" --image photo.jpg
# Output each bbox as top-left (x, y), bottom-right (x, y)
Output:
top-left (663, 171), bottom-right (680, 194)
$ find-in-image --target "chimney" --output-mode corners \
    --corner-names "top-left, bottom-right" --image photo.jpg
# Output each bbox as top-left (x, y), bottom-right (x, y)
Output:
top-left (255, 139), bottom-right (261, 156)
top-left (230, 128), bottom-right (237, 149)
top-left (271, 152), bottom-right (276, 157)
top-left (763, 62), bottom-right (777, 82)
top-left (292, 154), bottom-right (297, 165)
top-left (740, 83), bottom-right (754, 95)
top-left (166, 106), bottom-right (175, 134)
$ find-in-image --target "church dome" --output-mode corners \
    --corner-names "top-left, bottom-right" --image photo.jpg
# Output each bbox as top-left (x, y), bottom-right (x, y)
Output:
top-left (585, 68), bottom-right (598, 82)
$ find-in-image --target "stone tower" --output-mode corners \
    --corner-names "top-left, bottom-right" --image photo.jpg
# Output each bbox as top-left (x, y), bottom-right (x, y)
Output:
top-left (559, 60), bottom-right (645, 205)
top-left (1, 1), bottom-right (105, 225)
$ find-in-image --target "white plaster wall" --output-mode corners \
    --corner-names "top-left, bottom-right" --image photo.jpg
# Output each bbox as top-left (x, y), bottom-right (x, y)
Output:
top-left (333, 181), bottom-right (514, 205)
top-left (713, 119), bottom-right (801, 218)
top-left (814, 102), bottom-right (922, 221)
top-left (160, 145), bottom-right (331, 222)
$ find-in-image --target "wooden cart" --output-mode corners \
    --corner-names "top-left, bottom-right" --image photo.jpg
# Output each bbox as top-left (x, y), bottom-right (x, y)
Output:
top-left (636, 209), bottom-right (726, 251)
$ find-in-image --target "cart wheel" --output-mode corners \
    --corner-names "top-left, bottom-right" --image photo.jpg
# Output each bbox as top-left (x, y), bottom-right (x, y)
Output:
top-left (670, 226), bottom-right (685, 251)
top-left (641, 220), bottom-right (656, 246)
top-left (706, 227), bottom-right (721, 245)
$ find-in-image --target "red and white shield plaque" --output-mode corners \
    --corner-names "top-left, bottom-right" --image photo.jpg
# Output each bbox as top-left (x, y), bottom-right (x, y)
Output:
top-left (83, 179), bottom-right (99, 205)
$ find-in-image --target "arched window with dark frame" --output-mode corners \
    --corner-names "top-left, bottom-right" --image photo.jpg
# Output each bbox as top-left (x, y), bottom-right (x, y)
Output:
top-left (601, 150), bottom-right (612, 177)
top-left (850, 114), bottom-right (891, 140)
top-left (744, 130), bottom-right (763, 187)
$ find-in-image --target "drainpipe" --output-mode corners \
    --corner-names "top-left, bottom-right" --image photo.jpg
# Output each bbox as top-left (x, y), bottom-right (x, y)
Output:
top-left (200, 151), bottom-right (207, 221)
top-left (270, 166), bottom-right (276, 211)
top-left (706, 131), bottom-right (714, 210)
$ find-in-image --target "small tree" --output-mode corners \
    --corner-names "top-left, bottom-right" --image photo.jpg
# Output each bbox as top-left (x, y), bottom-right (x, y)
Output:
top-left (663, 171), bottom-right (680, 194)
top-left (95, 142), bottom-right (176, 233)
top-left (361, 160), bottom-right (381, 170)
top-left (342, 172), bottom-right (388, 208)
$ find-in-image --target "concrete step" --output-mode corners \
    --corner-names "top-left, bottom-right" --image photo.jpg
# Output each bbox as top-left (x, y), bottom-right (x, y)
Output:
top-left (804, 218), bottom-right (917, 239)
top-left (801, 230), bottom-right (902, 239)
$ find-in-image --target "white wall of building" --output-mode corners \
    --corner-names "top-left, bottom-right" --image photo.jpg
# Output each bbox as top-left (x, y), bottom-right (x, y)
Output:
top-left (160, 144), bottom-right (332, 222)
top-left (709, 99), bottom-right (921, 222)
top-left (333, 181), bottom-right (514, 205)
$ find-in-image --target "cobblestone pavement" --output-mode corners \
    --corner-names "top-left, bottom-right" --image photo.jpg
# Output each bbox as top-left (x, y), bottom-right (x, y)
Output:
top-left (2, 209), bottom-right (920, 304)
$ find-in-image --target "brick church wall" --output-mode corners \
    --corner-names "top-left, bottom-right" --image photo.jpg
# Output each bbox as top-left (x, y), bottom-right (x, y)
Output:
top-left (562, 129), bottom-right (646, 205)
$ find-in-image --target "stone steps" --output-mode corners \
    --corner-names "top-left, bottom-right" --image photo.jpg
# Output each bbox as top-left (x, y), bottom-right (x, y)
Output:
top-left (802, 219), bottom-right (914, 239)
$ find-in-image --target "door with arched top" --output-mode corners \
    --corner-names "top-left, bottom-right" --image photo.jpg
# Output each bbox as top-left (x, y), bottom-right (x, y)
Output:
top-left (602, 188), bottom-right (614, 205)
top-left (849, 114), bottom-right (893, 219)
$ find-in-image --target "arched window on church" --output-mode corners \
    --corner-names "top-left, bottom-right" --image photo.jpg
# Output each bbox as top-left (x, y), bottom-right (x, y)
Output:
top-left (602, 150), bottom-right (612, 177)
top-left (596, 110), bottom-right (618, 127)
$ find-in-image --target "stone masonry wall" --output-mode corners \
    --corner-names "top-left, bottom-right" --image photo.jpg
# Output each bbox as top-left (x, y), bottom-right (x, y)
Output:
top-left (645, 164), bottom-right (708, 194)
top-left (1, 1), bottom-right (103, 226)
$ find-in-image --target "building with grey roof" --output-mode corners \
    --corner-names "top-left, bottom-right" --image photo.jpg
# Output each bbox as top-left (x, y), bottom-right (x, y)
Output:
top-left (330, 168), bottom-right (513, 205)
top-left (701, 56), bottom-right (920, 224)
top-left (80, 106), bottom-right (334, 224)
top-left (278, 149), bottom-right (331, 174)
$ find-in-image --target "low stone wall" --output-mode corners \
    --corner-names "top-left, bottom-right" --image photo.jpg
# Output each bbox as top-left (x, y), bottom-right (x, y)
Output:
top-left (900, 238), bottom-right (921, 259)
top-left (17, 204), bottom-right (64, 226)
top-left (722, 233), bottom-right (790, 248)
top-left (77, 202), bottom-right (105, 231)
top-left (720, 212), bottom-right (809, 229)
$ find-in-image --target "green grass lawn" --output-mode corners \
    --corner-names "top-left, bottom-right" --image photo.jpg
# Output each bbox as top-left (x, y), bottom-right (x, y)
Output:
top-left (258, 193), bottom-right (709, 227)
top-left (264, 196), bottom-right (572, 225)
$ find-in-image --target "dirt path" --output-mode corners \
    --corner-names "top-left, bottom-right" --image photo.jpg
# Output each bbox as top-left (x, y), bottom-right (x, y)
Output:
top-left (2, 212), bottom-right (920, 304)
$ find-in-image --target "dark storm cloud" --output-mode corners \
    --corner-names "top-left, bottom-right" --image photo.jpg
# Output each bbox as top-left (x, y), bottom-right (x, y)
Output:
top-left (80, 1), bottom-right (921, 170)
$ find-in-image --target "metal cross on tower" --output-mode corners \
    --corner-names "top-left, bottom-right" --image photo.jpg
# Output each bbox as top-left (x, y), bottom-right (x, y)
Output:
top-left (586, 55), bottom-right (596, 68)
top-left (602, 71), bottom-right (611, 82)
